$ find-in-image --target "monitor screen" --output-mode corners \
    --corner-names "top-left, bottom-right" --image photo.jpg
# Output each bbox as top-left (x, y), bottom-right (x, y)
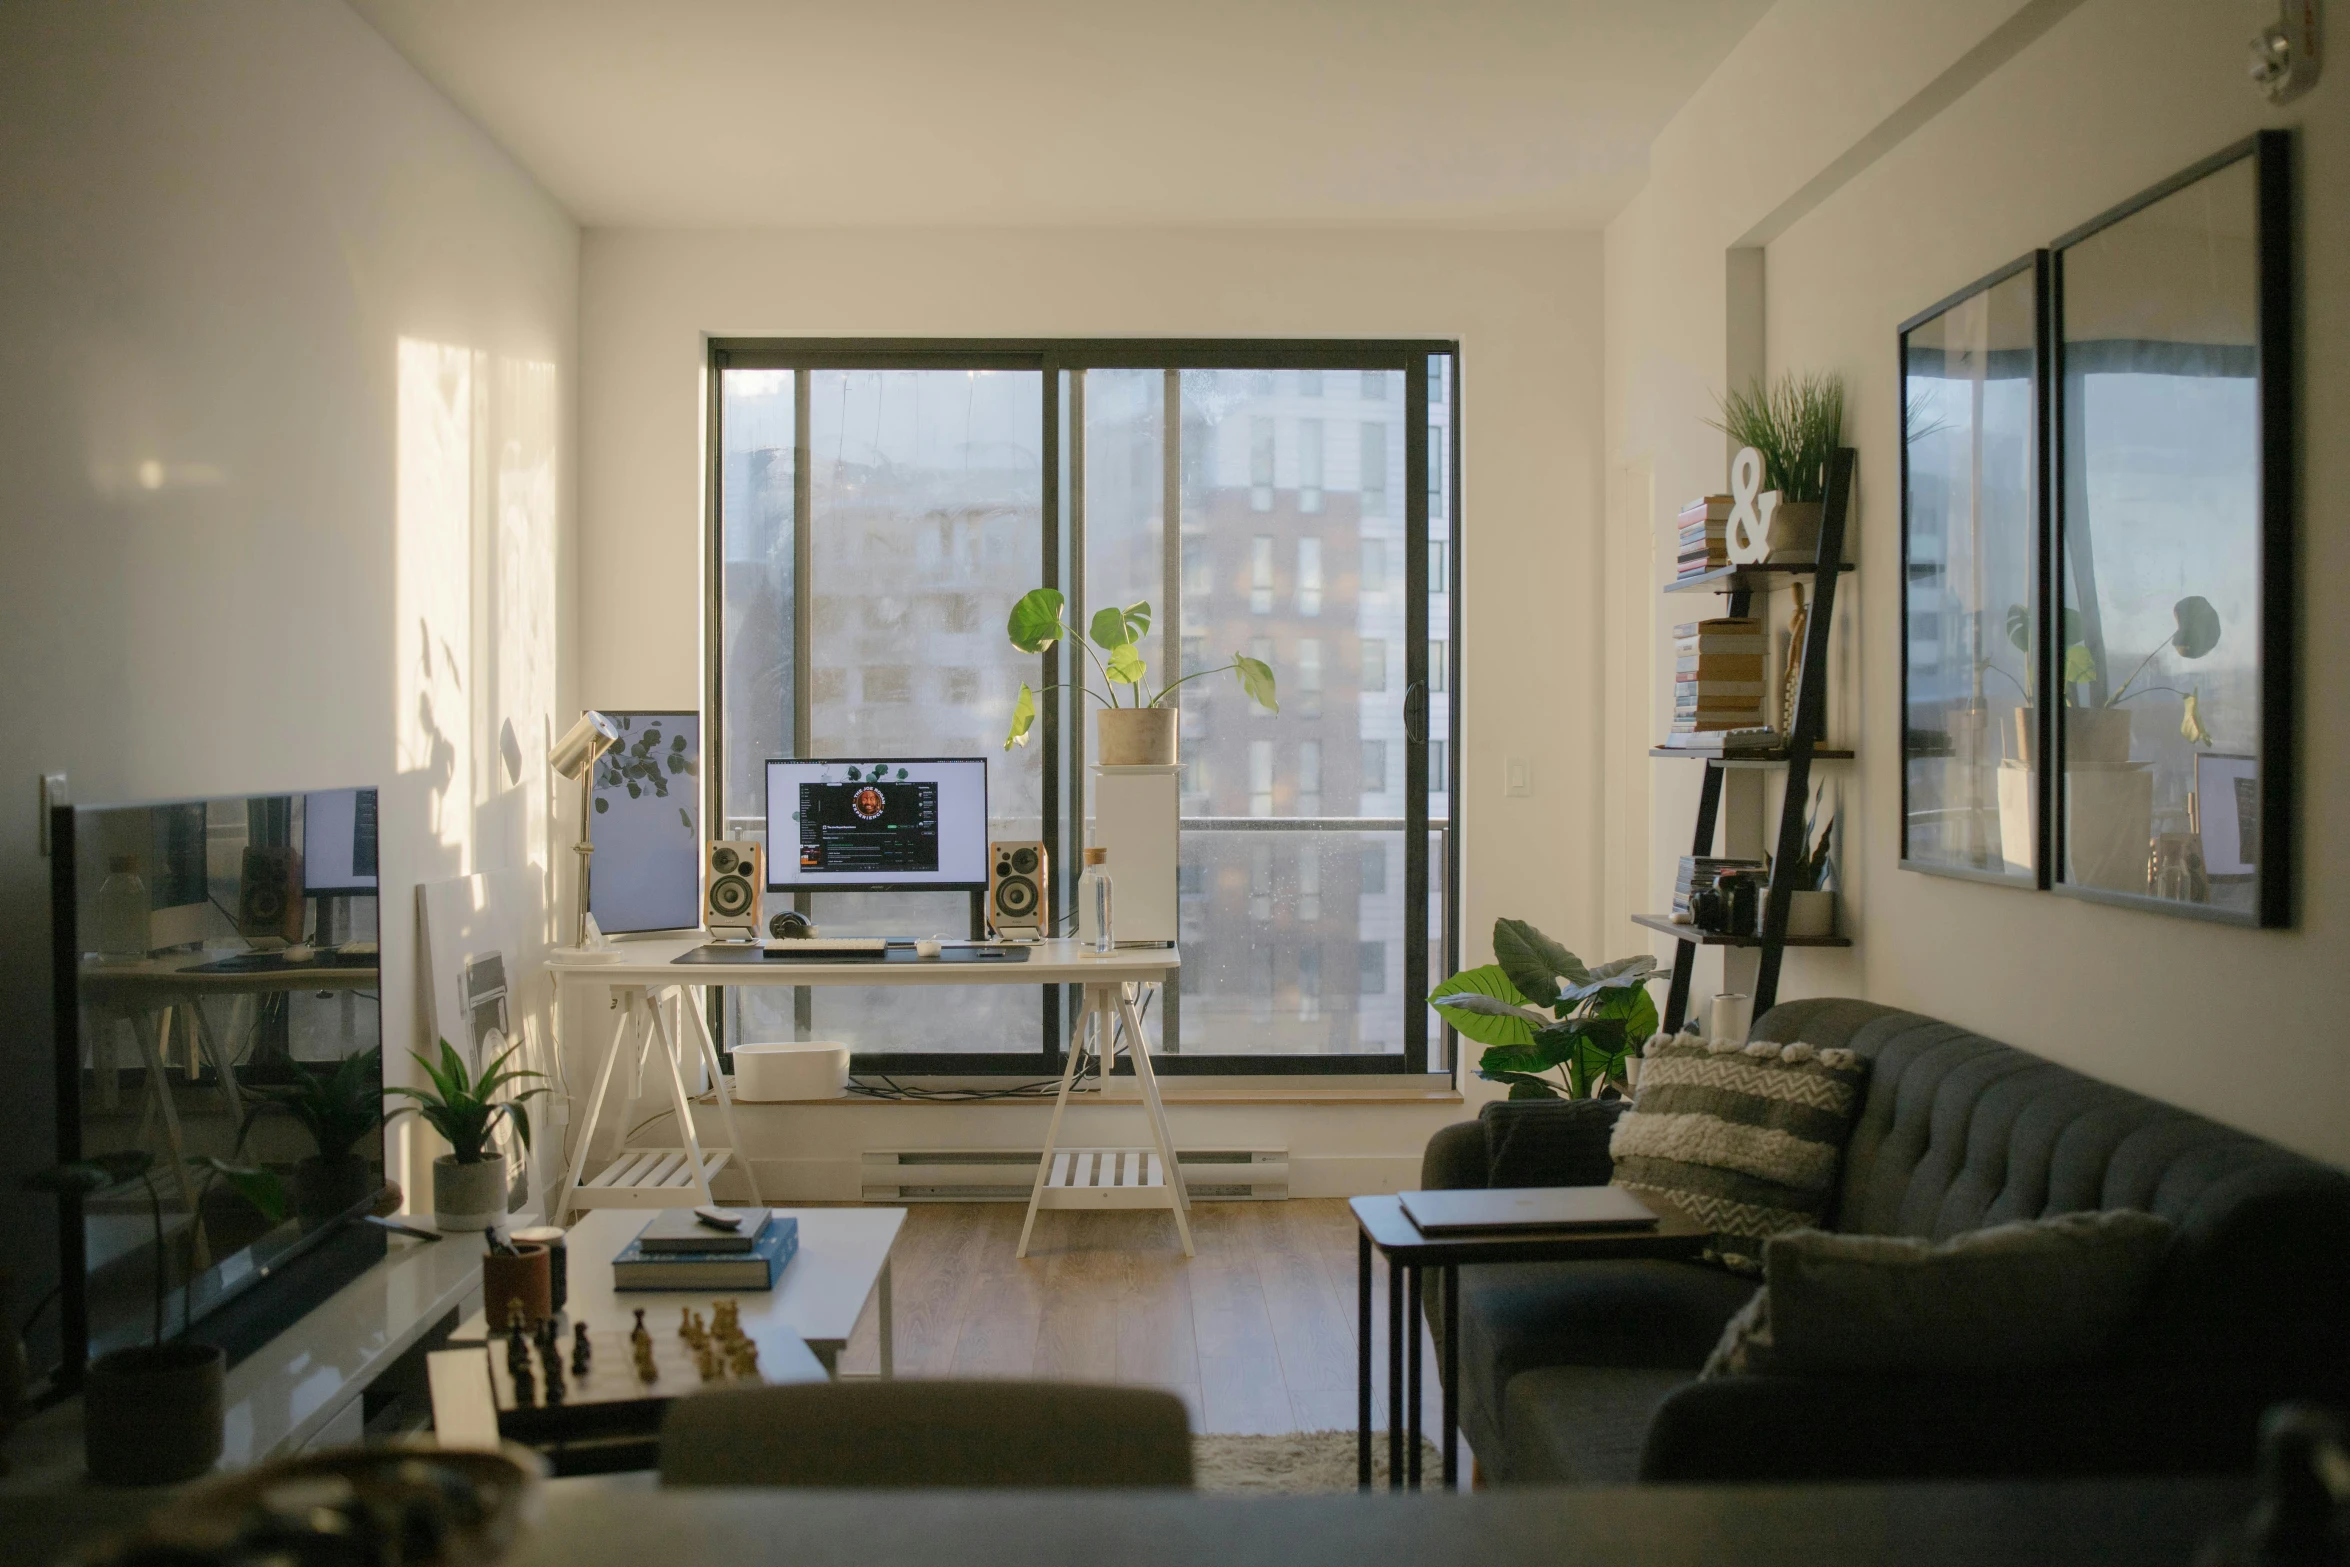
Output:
top-left (588, 712), bottom-right (702, 934)
top-left (765, 757), bottom-right (989, 891)
top-left (303, 787), bottom-right (380, 892)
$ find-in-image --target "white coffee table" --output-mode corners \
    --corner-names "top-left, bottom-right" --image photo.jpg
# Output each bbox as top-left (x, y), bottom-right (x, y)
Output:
top-left (458, 1207), bottom-right (907, 1376)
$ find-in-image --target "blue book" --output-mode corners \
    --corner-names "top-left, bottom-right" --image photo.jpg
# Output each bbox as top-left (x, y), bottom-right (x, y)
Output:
top-left (611, 1215), bottom-right (798, 1291)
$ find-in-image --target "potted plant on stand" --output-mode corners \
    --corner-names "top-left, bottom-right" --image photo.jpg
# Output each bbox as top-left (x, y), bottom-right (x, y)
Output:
top-left (241, 1047), bottom-right (383, 1229)
top-left (386, 1040), bottom-right (549, 1233)
top-left (1000, 589), bottom-right (1277, 763)
top-left (24, 1150), bottom-right (284, 1485)
top-left (1709, 372), bottom-right (1845, 561)
top-left (1430, 919), bottom-right (1661, 1100)
top-left (1779, 789), bottom-right (1838, 938)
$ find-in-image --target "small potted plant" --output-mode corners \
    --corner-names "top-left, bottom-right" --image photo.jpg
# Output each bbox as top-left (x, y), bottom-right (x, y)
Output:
top-left (1709, 372), bottom-right (1845, 560)
top-left (386, 1040), bottom-right (549, 1232)
top-left (242, 1047), bottom-right (383, 1229)
top-left (25, 1149), bottom-right (284, 1485)
top-left (1778, 788), bottom-right (1838, 939)
top-left (2002, 596), bottom-right (2222, 768)
top-left (1000, 589), bottom-right (1276, 765)
top-left (1430, 919), bottom-right (1660, 1100)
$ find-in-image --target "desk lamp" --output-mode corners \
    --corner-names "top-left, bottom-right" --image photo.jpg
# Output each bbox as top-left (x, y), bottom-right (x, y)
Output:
top-left (548, 710), bottom-right (622, 957)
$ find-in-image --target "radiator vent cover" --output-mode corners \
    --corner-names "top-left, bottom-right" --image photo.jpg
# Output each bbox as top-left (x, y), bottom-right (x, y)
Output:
top-left (860, 1147), bottom-right (1287, 1202)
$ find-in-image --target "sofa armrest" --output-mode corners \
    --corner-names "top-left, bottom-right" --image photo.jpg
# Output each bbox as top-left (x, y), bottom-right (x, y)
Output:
top-left (1638, 1366), bottom-right (2284, 1484)
top-left (1422, 1120), bottom-right (1489, 1190)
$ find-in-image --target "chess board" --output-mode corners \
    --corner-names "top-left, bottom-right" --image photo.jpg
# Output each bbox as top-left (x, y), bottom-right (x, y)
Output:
top-left (484, 1313), bottom-right (773, 1444)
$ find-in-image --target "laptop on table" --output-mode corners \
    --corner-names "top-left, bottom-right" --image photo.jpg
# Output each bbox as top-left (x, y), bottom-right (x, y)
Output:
top-left (1397, 1186), bottom-right (1662, 1236)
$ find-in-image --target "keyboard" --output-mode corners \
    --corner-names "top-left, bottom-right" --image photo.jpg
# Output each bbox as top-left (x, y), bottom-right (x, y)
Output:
top-left (761, 937), bottom-right (889, 962)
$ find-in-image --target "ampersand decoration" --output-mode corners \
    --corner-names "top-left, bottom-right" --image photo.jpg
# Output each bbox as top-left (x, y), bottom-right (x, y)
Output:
top-left (1725, 446), bottom-right (1781, 566)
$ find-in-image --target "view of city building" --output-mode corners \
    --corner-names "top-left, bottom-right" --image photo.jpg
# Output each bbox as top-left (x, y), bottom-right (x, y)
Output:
top-left (715, 354), bottom-right (1453, 1065)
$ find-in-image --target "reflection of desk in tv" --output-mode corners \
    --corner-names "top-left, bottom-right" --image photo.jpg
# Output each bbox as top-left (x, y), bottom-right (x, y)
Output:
top-left (796, 781), bottom-right (939, 874)
top-left (77, 950), bottom-right (381, 1215)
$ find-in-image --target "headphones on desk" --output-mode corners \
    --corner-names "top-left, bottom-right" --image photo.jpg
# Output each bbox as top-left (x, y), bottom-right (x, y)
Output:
top-left (768, 909), bottom-right (815, 940)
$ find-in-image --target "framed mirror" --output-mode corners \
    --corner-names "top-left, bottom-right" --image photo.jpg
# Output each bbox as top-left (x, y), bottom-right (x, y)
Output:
top-left (1899, 252), bottom-right (2048, 885)
top-left (2052, 132), bottom-right (2292, 925)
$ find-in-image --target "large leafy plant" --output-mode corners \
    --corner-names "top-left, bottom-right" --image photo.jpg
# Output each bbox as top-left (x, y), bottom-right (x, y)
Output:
top-left (385, 1039), bottom-right (550, 1165)
top-left (1001, 588), bottom-right (1277, 749)
top-left (1430, 919), bottom-right (1660, 1100)
top-left (25, 1150), bottom-right (284, 1348)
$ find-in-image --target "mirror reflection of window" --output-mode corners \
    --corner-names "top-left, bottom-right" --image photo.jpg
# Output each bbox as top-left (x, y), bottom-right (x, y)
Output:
top-left (2058, 151), bottom-right (2264, 918)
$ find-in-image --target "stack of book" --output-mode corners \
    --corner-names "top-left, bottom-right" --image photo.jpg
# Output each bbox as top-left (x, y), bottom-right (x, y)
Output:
top-left (1675, 856), bottom-right (1764, 917)
top-left (612, 1208), bottom-right (800, 1291)
top-left (1676, 495), bottom-right (1733, 579)
top-left (1671, 617), bottom-right (1767, 735)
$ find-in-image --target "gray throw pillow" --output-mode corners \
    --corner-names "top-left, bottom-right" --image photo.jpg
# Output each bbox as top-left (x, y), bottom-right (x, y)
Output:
top-left (1701, 1209), bottom-right (2177, 1377)
top-left (1609, 1034), bottom-right (1869, 1274)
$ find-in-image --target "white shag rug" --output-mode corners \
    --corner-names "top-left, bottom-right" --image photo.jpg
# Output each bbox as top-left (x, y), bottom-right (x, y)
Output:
top-left (1191, 1431), bottom-right (1449, 1495)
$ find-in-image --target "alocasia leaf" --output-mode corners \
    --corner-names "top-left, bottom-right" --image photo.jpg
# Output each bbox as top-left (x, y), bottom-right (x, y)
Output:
top-left (1493, 918), bottom-right (1588, 1008)
top-left (2171, 596), bottom-right (2220, 660)
top-left (1007, 588), bottom-right (1066, 654)
top-left (1558, 954), bottom-right (1657, 1006)
top-left (1003, 682), bottom-right (1038, 750)
top-left (1234, 655), bottom-right (1278, 713)
top-left (1429, 965), bottom-right (1540, 1047)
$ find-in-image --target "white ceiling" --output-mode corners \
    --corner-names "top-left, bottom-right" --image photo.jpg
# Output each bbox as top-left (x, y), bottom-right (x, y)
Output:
top-left (347, 0), bottom-right (1775, 230)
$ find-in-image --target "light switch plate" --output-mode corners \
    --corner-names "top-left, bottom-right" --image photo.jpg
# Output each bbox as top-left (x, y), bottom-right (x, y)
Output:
top-left (1504, 757), bottom-right (1532, 797)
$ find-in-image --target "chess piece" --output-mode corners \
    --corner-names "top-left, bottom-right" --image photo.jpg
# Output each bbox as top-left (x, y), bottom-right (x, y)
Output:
top-left (572, 1322), bottom-right (592, 1377)
top-left (695, 1344), bottom-right (721, 1382)
top-left (633, 1340), bottom-right (658, 1385)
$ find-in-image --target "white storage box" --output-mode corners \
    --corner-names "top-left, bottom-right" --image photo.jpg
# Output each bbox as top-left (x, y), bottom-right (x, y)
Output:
top-left (732, 1041), bottom-right (851, 1101)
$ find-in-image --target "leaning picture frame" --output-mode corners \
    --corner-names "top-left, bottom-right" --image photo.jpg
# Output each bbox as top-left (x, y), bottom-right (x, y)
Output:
top-left (2049, 132), bottom-right (2293, 926)
top-left (1898, 251), bottom-right (2050, 887)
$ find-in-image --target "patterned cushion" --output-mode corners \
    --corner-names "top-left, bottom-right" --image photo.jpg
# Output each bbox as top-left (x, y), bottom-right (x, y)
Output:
top-left (1610, 1033), bottom-right (1869, 1274)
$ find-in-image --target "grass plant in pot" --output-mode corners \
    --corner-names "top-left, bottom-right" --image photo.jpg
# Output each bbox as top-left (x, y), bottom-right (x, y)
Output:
top-left (1709, 372), bottom-right (1845, 562)
top-left (387, 1040), bottom-right (549, 1233)
top-left (25, 1150), bottom-right (284, 1485)
top-left (242, 1048), bottom-right (383, 1230)
top-left (1000, 589), bottom-right (1276, 764)
top-left (1430, 919), bottom-right (1660, 1100)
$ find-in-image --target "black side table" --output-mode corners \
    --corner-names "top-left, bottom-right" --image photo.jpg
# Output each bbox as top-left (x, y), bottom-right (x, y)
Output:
top-left (1348, 1192), bottom-right (1710, 1491)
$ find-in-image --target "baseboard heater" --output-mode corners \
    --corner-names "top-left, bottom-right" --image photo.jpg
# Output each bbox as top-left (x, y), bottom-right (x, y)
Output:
top-left (860, 1147), bottom-right (1288, 1202)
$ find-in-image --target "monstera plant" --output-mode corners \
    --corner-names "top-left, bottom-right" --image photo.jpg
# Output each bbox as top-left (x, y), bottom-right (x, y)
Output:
top-left (1430, 919), bottom-right (1660, 1100)
top-left (2004, 594), bottom-right (2223, 745)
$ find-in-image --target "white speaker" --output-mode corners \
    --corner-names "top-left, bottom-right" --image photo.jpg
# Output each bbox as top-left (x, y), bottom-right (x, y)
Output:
top-left (988, 840), bottom-right (1049, 939)
top-left (703, 840), bottom-right (764, 937)
top-left (1093, 765), bottom-right (1178, 945)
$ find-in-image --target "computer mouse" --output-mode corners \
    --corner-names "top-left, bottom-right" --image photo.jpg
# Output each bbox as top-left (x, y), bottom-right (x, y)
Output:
top-left (284, 943), bottom-right (316, 963)
top-left (915, 939), bottom-right (942, 959)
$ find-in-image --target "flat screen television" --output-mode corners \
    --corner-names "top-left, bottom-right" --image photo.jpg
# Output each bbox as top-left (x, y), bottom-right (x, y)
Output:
top-left (49, 789), bottom-right (387, 1378)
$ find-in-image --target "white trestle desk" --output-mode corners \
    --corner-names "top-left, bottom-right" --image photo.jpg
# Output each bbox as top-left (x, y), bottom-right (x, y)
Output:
top-left (548, 940), bottom-right (1189, 1254)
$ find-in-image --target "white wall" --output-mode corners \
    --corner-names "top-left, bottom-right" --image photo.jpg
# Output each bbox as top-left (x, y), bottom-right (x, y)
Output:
top-left (0, 0), bottom-right (581, 1262)
top-left (575, 227), bottom-right (1603, 1191)
top-left (1605, 0), bottom-right (2350, 1165)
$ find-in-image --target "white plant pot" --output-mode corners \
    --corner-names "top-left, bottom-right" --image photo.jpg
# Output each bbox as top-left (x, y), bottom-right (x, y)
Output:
top-left (432, 1153), bottom-right (508, 1232)
top-left (1783, 890), bottom-right (1837, 939)
top-left (1097, 707), bottom-right (1178, 767)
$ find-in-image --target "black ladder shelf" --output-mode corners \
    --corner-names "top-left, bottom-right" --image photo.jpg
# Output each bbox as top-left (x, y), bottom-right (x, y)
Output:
top-left (1658, 447), bottom-right (1856, 1033)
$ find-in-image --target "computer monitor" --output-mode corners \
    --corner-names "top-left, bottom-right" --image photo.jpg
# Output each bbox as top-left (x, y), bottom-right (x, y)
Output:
top-left (302, 786), bottom-right (380, 893)
top-left (764, 757), bottom-right (989, 892)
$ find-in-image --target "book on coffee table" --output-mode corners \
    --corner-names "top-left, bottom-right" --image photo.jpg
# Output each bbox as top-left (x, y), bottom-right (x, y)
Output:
top-left (613, 1216), bottom-right (799, 1290)
top-left (635, 1207), bottom-right (775, 1254)
top-left (1397, 1186), bottom-right (1662, 1236)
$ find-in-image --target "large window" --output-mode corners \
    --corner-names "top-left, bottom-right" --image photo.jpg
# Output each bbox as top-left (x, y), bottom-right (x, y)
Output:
top-left (710, 342), bottom-right (1459, 1075)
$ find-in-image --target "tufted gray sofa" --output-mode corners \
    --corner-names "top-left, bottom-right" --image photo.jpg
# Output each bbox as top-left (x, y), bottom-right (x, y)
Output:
top-left (1420, 998), bottom-right (2350, 1485)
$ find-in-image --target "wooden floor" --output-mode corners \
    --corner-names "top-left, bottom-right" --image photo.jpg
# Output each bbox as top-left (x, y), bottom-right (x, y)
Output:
top-left (834, 1200), bottom-right (1452, 1449)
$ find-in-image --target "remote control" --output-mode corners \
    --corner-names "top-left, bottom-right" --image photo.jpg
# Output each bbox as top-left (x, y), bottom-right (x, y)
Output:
top-left (694, 1205), bottom-right (743, 1231)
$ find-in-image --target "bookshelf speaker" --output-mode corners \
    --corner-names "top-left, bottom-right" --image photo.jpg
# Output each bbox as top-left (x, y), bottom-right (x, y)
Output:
top-left (703, 840), bottom-right (764, 937)
top-left (988, 840), bottom-right (1048, 939)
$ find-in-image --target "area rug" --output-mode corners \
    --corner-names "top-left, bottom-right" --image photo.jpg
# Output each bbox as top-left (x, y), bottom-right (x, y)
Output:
top-left (1191, 1431), bottom-right (1449, 1495)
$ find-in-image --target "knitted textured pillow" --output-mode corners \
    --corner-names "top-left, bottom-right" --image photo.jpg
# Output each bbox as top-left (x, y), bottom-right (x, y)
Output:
top-left (1609, 1033), bottom-right (1869, 1275)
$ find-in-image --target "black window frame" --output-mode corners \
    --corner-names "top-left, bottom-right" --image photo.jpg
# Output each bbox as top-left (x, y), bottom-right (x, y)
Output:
top-left (706, 337), bottom-right (1461, 1077)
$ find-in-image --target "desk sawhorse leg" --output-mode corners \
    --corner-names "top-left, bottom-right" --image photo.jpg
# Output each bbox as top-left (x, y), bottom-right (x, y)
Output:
top-left (1016, 980), bottom-right (1192, 1259)
top-left (553, 982), bottom-right (764, 1223)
